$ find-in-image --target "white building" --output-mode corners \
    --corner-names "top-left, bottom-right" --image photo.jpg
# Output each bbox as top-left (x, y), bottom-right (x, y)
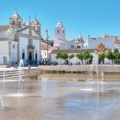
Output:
top-left (51, 49), bottom-right (112, 65)
top-left (41, 41), bottom-right (52, 61)
top-left (54, 20), bottom-right (66, 47)
top-left (0, 11), bottom-right (41, 65)
top-left (87, 35), bottom-right (115, 49)
top-left (59, 34), bottom-right (85, 50)
top-left (51, 33), bottom-right (113, 65)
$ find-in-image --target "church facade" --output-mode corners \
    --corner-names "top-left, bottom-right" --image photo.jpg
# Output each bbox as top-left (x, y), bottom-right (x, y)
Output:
top-left (0, 11), bottom-right (41, 65)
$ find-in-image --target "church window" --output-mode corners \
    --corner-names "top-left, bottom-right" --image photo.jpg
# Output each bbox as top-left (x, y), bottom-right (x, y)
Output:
top-left (57, 30), bottom-right (59, 34)
top-left (71, 45), bottom-right (74, 48)
top-left (77, 46), bottom-right (81, 49)
top-left (3, 56), bottom-right (7, 65)
top-left (22, 49), bottom-right (25, 60)
top-left (13, 44), bottom-right (15, 49)
top-left (22, 52), bottom-right (25, 60)
top-left (35, 53), bottom-right (37, 61)
top-left (63, 30), bottom-right (64, 34)
top-left (12, 21), bottom-right (15, 26)
top-left (19, 21), bottom-right (21, 28)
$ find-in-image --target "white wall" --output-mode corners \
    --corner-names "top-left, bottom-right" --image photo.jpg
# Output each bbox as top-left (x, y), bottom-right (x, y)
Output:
top-left (0, 41), bottom-right (9, 65)
top-left (19, 37), bottom-right (28, 64)
top-left (11, 41), bottom-right (17, 63)
top-left (51, 53), bottom-right (83, 65)
top-left (33, 40), bottom-right (40, 63)
top-left (0, 31), bottom-right (14, 40)
top-left (88, 37), bottom-right (115, 49)
top-left (19, 28), bottom-right (41, 64)
top-left (51, 52), bottom-right (112, 65)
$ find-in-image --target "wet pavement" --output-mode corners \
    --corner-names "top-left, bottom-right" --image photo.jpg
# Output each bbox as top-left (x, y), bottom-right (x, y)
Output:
top-left (0, 73), bottom-right (120, 120)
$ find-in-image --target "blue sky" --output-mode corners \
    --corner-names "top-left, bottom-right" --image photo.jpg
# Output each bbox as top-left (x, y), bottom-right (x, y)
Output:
top-left (1, 0), bottom-right (120, 40)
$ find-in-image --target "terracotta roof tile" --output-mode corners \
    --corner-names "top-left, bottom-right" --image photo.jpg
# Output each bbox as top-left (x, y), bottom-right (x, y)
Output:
top-left (115, 40), bottom-right (120, 44)
top-left (0, 25), bottom-right (9, 32)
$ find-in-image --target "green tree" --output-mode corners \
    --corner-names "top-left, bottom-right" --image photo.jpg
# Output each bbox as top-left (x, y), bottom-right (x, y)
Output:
top-left (56, 51), bottom-right (63, 60)
top-left (56, 51), bottom-right (68, 64)
top-left (99, 53), bottom-right (106, 64)
top-left (69, 54), bottom-right (74, 60)
top-left (83, 51), bottom-right (91, 64)
top-left (62, 52), bottom-right (68, 61)
top-left (83, 51), bottom-right (90, 60)
top-left (106, 50), bottom-right (115, 64)
top-left (76, 53), bottom-right (84, 64)
top-left (113, 48), bottom-right (119, 55)
top-left (89, 54), bottom-right (93, 64)
top-left (113, 48), bottom-right (120, 63)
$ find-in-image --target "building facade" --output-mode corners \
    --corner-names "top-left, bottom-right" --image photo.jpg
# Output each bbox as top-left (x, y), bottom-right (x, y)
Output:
top-left (59, 34), bottom-right (85, 50)
top-left (0, 11), bottom-right (41, 65)
top-left (87, 35), bottom-right (115, 50)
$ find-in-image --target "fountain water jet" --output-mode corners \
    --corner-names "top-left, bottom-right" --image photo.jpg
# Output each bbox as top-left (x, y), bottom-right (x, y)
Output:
top-left (86, 61), bottom-right (105, 93)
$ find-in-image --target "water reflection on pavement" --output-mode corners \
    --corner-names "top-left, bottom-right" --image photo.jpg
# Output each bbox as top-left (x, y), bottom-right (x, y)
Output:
top-left (0, 73), bottom-right (119, 120)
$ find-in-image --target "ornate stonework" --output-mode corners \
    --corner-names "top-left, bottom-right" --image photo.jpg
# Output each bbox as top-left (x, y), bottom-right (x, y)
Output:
top-left (94, 43), bottom-right (108, 54)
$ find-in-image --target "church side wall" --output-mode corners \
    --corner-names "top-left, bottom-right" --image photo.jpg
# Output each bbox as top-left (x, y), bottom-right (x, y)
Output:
top-left (11, 41), bottom-right (17, 64)
top-left (33, 40), bottom-right (40, 63)
top-left (0, 41), bottom-right (9, 65)
top-left (19, 37), bottom-right (28, 65)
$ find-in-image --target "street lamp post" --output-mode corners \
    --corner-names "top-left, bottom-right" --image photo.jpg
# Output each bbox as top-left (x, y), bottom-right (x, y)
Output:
top-left (45, 29), bottom-right (49, 63)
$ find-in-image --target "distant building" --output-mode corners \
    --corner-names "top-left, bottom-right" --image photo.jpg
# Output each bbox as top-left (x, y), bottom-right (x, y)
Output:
top-left (87, 35), bottom-right (115, 50)
top-left (51, 43), bottom-right (112, 65)
top-left (54, 20), bottom-right (66, 47)
top-left (103, 34), bottom-right (120, 50)
top-left (41, 41), bottom-right (52, 61)
top-left (0, 11), bottom-right (41, 65)
top-left (59, 34), bottom-right (85, 50)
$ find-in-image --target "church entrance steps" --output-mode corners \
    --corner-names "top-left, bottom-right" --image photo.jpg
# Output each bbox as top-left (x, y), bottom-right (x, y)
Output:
top-left (0, 68), bottom-right (41, 80)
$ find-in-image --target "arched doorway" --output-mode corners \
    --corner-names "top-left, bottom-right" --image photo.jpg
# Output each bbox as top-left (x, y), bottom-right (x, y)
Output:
top-left (28, 51), bottom-right (34, 65)
top-left (29, 52), bottom-right (32, 61)
top-left (35, 53), bottom-right (37, 64)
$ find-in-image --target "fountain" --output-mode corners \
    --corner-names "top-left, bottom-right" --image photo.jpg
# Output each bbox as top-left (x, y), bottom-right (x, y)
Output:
top-left (0, 68), bottom-right (6, 108)
top-left (85, 60), bottom-right (105, 93)
top-left (17, 60), bottom-right (24, 97)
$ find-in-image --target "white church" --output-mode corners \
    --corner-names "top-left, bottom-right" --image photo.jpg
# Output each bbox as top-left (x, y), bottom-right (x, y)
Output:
top-left (0, 11), bottom-right (41, 65)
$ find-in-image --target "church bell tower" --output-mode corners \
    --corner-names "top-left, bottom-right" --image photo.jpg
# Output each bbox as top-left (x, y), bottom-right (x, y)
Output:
top-left (9, 10), bottom-right (22, 32)
top-left (54, 20), bottom-right (65, 47)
